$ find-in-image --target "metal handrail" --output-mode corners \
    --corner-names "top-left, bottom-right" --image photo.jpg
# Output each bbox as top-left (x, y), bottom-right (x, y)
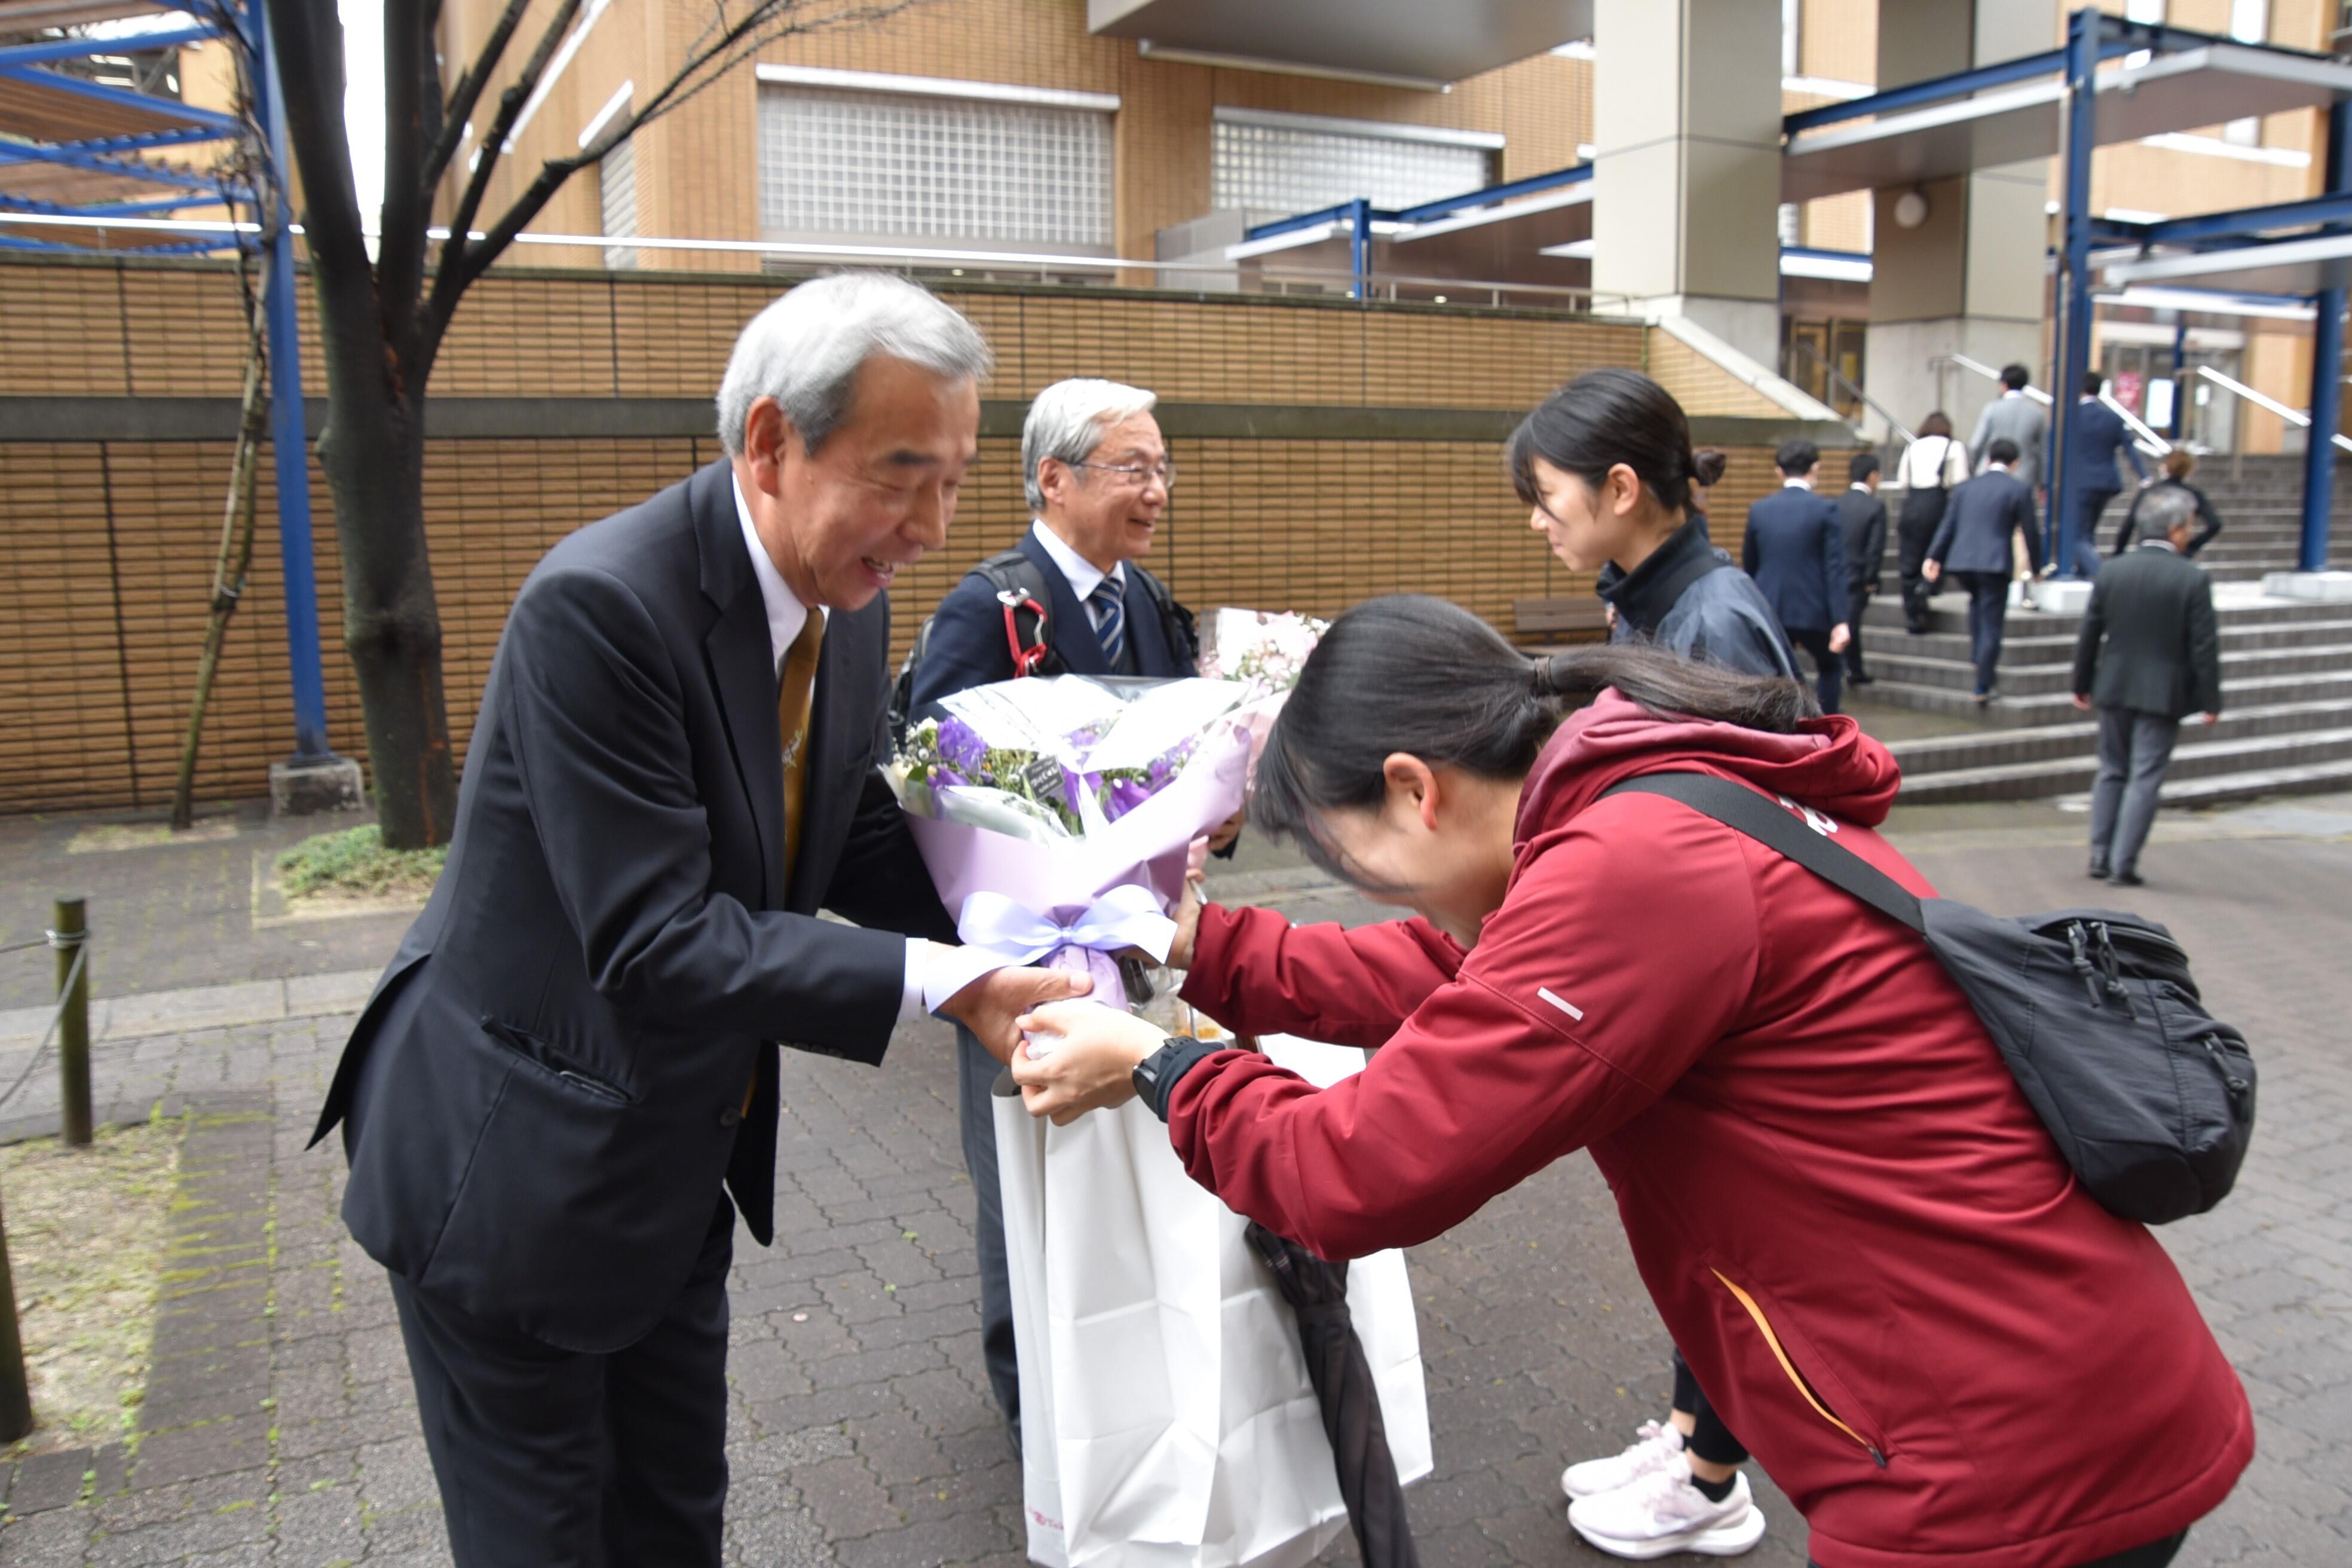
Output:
top-left (1943, 351), bottom-right (2170, 457)
top-left (1787, 338), bottom-right (1914, 446)
top-left (2099, 391), bottom-right (2174, 458)
top-left (2196, 364), bottom-right (2352, 455)
top-left (1943, 352), bottom-right (2054, 406)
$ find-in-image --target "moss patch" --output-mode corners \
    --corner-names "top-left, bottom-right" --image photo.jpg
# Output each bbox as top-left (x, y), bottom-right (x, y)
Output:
top-left (0, 1116), bottom-right (182, 1454)
top-left (275, 825), bottom-right (446, 901)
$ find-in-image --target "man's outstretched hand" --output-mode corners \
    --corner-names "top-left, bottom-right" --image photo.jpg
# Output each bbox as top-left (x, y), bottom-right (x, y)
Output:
top-left (941, 964), bottom-right (1094, 1064)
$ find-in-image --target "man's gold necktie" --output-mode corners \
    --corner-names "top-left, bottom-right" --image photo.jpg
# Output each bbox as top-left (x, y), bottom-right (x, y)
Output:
top-left (776, 611), bottom-right (826, 874)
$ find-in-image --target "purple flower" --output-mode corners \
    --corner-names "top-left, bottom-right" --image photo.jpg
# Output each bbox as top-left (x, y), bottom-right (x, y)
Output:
top-left (936, 717), bottom-right (985, 775)
top-left (932, 765), bottom-right (967, 788)
top-left (1101, 776), bottom-right (1154, 822)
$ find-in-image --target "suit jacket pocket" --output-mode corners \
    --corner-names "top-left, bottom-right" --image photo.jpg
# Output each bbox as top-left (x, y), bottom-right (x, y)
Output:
top-left (478, 1016), bottom-right (633, 1105)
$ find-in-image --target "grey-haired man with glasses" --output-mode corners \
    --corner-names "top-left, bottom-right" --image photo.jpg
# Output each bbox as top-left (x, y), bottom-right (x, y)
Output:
top-left (907, 376), bottom-right (1233, 1446)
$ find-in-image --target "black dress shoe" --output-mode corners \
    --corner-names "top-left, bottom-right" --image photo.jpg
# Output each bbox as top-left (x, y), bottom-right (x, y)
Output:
top-left (2109, 870), bottom-right (2144, 887)
top-left (1850, 673), bottom-right (1877, 687)
top-left (2088, 863), bottom-right (2111, 880)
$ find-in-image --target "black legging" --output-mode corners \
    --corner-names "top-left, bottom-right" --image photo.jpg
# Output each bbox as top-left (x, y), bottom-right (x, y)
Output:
top-left (1671, 1348), bottom-right (1748, 1467)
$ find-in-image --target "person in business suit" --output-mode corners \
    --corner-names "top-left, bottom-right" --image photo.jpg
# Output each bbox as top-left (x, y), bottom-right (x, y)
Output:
top-left (2066, 372), bottom-right (2151, 577)
top-left (909, 377), bottom-right (1237, 1439)
top-left (1925, 438), bottom-right (2043, 703)
top-left (2073, 485), bottom-right (2224, 886)
top-left (1835, 449), bottom-right (1888, 688)
top-left (1968, 362), bottom-right (2047, 495)
top-left (1741, 437), bottom-right (1850, 712)
top-left (310, 273), bottom-right (1087, 1567)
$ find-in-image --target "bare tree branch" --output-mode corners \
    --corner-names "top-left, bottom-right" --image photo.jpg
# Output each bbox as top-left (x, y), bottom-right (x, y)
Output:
top-left (378, 0), bottom-right (431, 369)
top-left (427, 0), bottom-right (584, 321)
top-left (261, 0), bottom-right (371, 280)
top-left (421, 0), bottom-right (532, 196)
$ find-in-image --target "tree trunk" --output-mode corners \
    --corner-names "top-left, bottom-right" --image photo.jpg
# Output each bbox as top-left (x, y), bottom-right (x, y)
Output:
top-left (315, 385), bottom-right (457, 850)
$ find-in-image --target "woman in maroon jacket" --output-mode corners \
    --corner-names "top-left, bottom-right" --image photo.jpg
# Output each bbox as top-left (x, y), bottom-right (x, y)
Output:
top-left (1010, 596), bottom-right (2250, 1568)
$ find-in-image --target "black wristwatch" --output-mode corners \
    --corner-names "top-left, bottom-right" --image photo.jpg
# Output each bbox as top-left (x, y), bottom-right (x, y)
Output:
top-left (1132, 1035), bottom-right (1224, 1122)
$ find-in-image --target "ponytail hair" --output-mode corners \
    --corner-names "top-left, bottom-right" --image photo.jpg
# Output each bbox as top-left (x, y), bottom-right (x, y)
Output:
top-left (1508, 369), bottom-right (1716, 518)
top-left (1255, 596), bottom-right (1818, 878)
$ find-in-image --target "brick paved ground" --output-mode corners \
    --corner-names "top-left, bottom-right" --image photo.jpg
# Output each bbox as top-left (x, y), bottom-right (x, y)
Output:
top-left (0, 806), bottom-right (2345, 1566)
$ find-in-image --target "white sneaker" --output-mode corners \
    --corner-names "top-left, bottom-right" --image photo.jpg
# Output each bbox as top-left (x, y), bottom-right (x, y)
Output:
top-left (1567, 1466), bottom-right (1766, 1560)
top-left (1560, 1420), bottom-right (1686, 1500)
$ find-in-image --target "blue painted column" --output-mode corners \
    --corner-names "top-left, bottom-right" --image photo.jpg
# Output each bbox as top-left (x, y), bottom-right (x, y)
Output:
top-left (2051, 5), bottom-right (2101, 580)
top-left (1348, 198), bottom-right (1371, 302)
top-left (2169, 318), bottom-right (2188, 440)
top-left (2300, 97), bottom-right (2351, 574)
top-left (245, 0), bottom-right (333, 757)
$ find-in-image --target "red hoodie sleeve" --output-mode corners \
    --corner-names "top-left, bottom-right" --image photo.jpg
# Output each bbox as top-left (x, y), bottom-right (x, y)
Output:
top-left (1167, 803), bottom-right (1762, 1261)
top-left (1177, 902), bottom-right (1466, 1049)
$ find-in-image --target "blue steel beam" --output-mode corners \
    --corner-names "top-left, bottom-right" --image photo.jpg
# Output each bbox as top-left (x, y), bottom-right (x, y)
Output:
top-left (246, 0), bottom-right (332, 760)
top-left (2053, 4), bottom-right (2102, 579)
top-left (1392, 163), bottom-right (1591, 225)
top-left (1348, 197), bottom-right (1371, 302)
top-left (2126, 191), bottom-right (2352, 247)
top-left (2302, 99), bottom-right (2351, 575)
top-left (0, 63), bottom-right (246, 136)
top-left (0, 191), bottom-right (252, 216)
top-left (0, 24), bottom-right (218, 68)
top-left (56, 125), bottom-right (231, 154)
top-left (0, 139), bottom-right (235, 190)
top-left (1244, 200), bottom-right (1398, 244)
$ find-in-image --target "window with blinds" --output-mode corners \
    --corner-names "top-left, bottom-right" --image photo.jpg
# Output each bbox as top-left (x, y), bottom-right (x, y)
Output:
top-left (757, 84), bottom-right (1112, 248)
top-left (599, 136), bottom-right (636, 270)
top-left (1211, 118), bottom-right (1494, 223)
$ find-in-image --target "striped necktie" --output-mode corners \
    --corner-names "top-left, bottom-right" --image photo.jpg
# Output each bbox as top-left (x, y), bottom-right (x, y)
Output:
top-left (1088, 575), bottom-right (1126, 668)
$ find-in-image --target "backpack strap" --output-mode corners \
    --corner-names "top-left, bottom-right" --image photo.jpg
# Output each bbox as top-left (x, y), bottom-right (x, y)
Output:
top-left (972, 550), bottom-right (1059, 677)
top-left (1126, 563), bottom-right (1200, 667)
top-left (1644, 550), bottom-right (1732, 620)
top-left (1602, 773), bottom-right (1924, 933)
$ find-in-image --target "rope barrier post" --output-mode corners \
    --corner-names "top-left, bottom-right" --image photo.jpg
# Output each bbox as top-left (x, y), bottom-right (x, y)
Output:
top-left (51, 898), bottom-right (90, 1147)
top-left (0, 1179), bottom-right (30, 1442)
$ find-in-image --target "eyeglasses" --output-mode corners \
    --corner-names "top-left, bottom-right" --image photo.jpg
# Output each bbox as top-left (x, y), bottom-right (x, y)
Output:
top-left (1067, 459), bottom-right (1178, 489)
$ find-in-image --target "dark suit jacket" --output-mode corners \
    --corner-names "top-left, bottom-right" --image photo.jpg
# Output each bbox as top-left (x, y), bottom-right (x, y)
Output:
top-left (910, 528), bottom-right (1193, 705)
top-left (2072, 541), bottom-right (2224, 719)
top-left (1835, 486), bottom-right (1888, 594)
top-left (1741, 485), bottom-right (1846, 633)
top-left (2069, 399), bottom-right (2148, 494)
top-left (1927, 469), bottom-right (2042, 577)
top-left (2115, 479), bottom-right (2224, 557)
top-left (313, 460), bottom-right (954, 1352)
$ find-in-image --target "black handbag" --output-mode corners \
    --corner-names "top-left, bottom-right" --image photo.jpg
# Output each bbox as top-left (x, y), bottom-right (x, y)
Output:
top-left (1604, 773), bottom-right (2255, 1224)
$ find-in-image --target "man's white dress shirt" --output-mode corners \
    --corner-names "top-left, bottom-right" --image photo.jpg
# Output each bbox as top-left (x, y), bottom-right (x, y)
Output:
top-left (1030, 518), bottom-right (1125, 635)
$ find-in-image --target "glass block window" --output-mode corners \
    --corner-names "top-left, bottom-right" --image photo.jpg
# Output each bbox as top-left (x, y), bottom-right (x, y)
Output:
top-left (1212, 119), bottom-right (1493, 221)
top-left (599, 135), bottom-right (636, 270)
top-left (758, 85), bottom-right (1111, 247)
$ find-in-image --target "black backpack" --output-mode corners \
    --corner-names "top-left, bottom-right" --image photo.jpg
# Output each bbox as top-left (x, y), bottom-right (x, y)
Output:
top-left (888, 550), bottom-right (1199, 742)
top-left (1605, 772), bottom-right (2255, 1226)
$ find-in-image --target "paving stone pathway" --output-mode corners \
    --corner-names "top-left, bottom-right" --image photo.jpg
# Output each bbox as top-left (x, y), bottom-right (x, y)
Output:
top-left (0, 831), bottom-right (2344, 1566)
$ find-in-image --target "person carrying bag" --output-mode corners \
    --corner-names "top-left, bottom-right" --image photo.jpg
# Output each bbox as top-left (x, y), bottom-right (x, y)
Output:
top-left (1895, 415), bottom-right (1968, 633)
top-left (1010, 596), bottom-right (2253, 1568)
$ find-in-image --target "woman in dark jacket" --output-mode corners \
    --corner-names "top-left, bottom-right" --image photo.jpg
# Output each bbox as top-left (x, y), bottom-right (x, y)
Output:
top-left (1011, 599), bottom-right (2252, 1568)
top-left (2115, 448), bottom-right (2224, 556)
top-left (1534, 370), bottom-right (1799, 682)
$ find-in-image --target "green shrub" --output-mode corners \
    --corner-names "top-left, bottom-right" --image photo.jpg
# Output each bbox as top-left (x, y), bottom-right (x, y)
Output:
top-left (275, 825), bottom-right (446, 899)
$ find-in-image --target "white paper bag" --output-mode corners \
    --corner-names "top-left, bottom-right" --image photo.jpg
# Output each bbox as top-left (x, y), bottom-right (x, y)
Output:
top-left (994, 1036), bottom-right (1431, 1568)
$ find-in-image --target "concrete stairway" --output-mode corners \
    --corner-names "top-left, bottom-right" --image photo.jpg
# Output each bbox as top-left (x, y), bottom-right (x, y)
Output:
top-left (1863, 455), bottom-right (2352, 806)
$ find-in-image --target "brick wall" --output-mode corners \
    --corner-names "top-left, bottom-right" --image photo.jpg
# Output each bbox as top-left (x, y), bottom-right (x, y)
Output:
top-left (0, 255), bottom-right (1851, 814)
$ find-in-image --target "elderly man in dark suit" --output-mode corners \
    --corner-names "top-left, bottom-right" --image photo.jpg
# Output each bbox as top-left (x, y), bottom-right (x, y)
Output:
top-left (908, 376), bottom-right (1235, 1440)
top-left (311, 272), bottom-right (1084, 1566)
top-left (1925, 437), bottom-right (2042, 703)
top-left (2066, 371), bottom-right (2150, 577)
top-left (1742, 437), bottom-right (1850, 711)
top-left (2072, 485), bottom-right (2224, 886)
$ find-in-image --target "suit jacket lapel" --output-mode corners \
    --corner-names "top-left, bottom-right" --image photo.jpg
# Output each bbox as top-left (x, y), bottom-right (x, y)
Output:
top-left (691, 461), bottom-right (785, 907)
top-left (1019, 531), bottom-right (1110, 676)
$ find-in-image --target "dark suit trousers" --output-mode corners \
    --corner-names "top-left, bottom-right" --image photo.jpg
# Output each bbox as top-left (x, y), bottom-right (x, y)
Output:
top-left (1952, 571), bottom-right (2010, 695)
top-left (1895, 503), bottom-right (1941, 632)
top-left (1843, 586), bottom-right (1873, 679)
top-left (390, 1195), bottom-right (736, 1567)
top-left (1787, 626), bottom-right (1843, 713)
top-left (956, 1022), bottom-right (1021, 1430)
top-left (2090, 708), bottom-right (2180, 877)
top-left (2071, 486), bottom-right (2120, 578)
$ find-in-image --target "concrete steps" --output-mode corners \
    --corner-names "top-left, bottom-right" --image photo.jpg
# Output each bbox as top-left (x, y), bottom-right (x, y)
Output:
top-left (1891, 701), bottom-right (2352, 801)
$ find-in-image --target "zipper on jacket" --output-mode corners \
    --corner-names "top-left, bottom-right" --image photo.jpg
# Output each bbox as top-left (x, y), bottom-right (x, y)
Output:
top-left (1711, 1269), bottom-right (1888, 1469)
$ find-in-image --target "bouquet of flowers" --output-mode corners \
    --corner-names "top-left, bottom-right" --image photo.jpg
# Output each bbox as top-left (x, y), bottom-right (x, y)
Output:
top-left (888, 674), bottom-right (1253, 1015)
